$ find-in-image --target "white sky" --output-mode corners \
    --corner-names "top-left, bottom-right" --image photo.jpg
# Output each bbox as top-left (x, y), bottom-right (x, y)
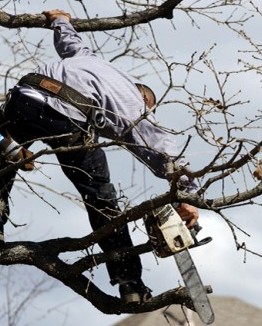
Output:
top-left (1, 1), bottom-right (262, 325)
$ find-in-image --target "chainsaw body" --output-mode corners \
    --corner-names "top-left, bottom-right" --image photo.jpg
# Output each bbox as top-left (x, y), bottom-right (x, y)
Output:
top-left (144, 204), bottom-right (194, 258)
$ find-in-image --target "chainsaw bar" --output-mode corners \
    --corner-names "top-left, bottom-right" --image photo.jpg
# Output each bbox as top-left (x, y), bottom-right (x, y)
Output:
top-left (174, 249), bottom-right (215, 324)
top-left (146, 204), bottom-right (214, 323)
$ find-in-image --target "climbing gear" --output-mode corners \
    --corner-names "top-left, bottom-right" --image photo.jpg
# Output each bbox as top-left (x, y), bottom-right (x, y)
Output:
top-left (18, 73), bottom-right (106, 130)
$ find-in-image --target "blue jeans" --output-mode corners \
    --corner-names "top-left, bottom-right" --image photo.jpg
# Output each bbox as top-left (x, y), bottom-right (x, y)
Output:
top-left (3, 86), bottom-right (142, 284)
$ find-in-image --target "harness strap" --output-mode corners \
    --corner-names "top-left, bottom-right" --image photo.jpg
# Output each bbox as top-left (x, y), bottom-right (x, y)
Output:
top-left (18, 73), bottom-right (94, 118)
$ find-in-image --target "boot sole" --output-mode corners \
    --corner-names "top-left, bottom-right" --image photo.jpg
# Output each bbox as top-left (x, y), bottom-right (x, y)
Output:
top-left (121, 293), bottom-right (141, 304)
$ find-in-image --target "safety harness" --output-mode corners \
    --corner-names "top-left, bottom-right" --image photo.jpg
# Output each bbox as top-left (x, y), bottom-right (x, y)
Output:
top-left (16, 73), bottom-right (106, 145)
top-left (18, 73), bottom-right (94, 118)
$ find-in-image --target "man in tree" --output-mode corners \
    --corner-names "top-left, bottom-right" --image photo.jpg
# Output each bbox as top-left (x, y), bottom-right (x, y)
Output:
top-left (0, 9), bottom-right (198, 304)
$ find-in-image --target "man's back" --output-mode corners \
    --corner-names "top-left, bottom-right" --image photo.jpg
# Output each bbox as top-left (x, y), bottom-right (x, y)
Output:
top-left (37, 18), bottom-right (144, 124)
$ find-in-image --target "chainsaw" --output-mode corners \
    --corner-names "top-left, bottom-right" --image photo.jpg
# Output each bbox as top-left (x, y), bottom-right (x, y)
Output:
top-left (144, 204), bottom-right (215, 324)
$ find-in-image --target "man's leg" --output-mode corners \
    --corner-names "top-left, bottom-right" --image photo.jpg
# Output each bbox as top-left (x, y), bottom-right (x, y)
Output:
top-left (4, 88), bottom-right (151, 302)
top-left (2, 87), bottom-right (87, 244)
top-left (56, 146), bottom-right (152, 303)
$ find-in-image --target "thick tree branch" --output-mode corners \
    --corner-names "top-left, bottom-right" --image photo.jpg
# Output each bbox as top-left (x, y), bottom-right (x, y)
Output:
top-left (0, 240), bottom-right (212, 314)
top-left (0, 1), bottom-right (182, 31)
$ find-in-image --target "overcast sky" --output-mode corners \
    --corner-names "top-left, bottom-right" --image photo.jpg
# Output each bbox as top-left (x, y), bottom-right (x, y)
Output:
top-left (1, 1), bottom-right (262, 325)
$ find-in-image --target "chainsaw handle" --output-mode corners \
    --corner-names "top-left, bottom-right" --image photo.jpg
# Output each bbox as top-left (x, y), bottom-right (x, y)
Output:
top-left (190, 222), bottom-right (213, 248)
top-left (172, 203), bottom-right (213, 248)
top-left (191, 236), bottom-right (213, 248)
top-left (191, 221), bottom-right (202, 235)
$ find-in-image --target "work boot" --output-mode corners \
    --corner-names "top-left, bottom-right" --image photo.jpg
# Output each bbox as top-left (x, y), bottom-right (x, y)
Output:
top-left (119, 279), bottom-right (152, 304)
top-left (0, 223), bottom-right (4, 245)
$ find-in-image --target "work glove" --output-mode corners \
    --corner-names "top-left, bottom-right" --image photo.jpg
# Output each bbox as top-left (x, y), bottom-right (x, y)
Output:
top-left (11, 147), bottom-right (35, 171)
top-left (0, 138), bottom-right (34, 171)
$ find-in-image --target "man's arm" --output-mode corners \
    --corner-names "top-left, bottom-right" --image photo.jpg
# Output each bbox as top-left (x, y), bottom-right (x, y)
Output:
top-left (43, 10), bottom-right (93, 59)
top-left (104, 113), bottom-right (198, 227)
top-left (117, 115), bottom-right (195, 184)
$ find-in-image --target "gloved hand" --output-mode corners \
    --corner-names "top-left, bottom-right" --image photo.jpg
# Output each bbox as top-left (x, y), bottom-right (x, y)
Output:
top-left (12, 147), bottom-right (35, 171)
top-left (0, 137), bottom-right (34, 171)
top-left (42, 9), bottom-right (71, 23)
